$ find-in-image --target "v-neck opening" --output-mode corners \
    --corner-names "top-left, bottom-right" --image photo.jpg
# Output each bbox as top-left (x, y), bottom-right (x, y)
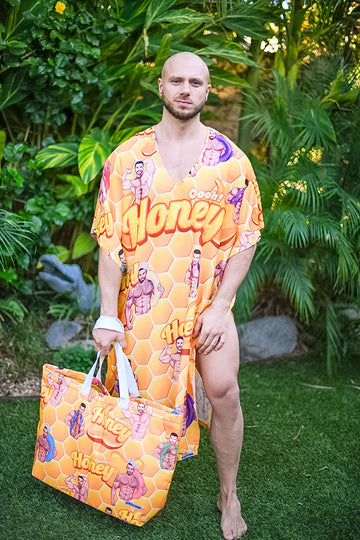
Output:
top-left (152, 126), bottom-right (210, 184)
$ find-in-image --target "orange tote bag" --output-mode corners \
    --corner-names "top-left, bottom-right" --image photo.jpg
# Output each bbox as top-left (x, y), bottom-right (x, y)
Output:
top-left (32, 343), bottom-right (183, 526)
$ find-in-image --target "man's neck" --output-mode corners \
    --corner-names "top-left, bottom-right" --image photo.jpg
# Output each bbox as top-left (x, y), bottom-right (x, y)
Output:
top-left (155, 110), bottom-right (207, 142)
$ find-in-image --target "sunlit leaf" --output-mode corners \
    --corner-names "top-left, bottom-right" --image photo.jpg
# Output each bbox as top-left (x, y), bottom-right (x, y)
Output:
top-left (154, 33), bottom-right (172, 69)
top-left (154, 8), bottom-right (212, 25)
top-left (0, 70), bottom-right (27, 111)
top-left (221, 11), bottom-right (270, 41)
top-left (36, 143), bottom-right (79, 169)
top-left (210, 67), bottom-right (250, 88)
top-left (57, 174), bottom-right (88, 197)
top-left (197, 43), bottom-right (261, 67)
top-left (78, 129), bottom-right (113, 184)
top-left (72, 232), bottom-right (97, 259)
top-left (110, 126), bottom-right (145, 147)
top-left (145, 0), bottom-right (177, 30)
top-left (53, 245), bottom-right (70, 263)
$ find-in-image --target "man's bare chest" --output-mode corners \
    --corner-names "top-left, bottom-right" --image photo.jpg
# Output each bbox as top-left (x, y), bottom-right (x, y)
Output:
top-left (158, 141), bottom-right (205, 183)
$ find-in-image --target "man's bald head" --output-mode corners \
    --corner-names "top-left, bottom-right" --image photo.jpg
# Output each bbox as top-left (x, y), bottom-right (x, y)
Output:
top-left (161, 52), bottom-right (210, 84)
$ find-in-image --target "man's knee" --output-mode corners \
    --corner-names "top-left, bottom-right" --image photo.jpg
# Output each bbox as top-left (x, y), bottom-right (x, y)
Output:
top-left (206, 381), bottom-right (240, 409)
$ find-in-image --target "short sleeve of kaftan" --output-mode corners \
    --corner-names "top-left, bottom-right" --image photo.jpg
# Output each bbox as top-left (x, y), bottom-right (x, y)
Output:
top-left (232, 153), bottom-right (264, 253)
top-left (90, 151), bottom-right (125, 270)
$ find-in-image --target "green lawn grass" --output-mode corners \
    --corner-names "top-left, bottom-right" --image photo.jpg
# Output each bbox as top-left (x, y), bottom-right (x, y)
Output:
top-left (1, 355), bottom-right (359, 540)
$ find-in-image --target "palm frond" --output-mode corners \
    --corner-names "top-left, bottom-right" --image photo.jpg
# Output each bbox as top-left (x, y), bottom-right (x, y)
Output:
top-left (0, 297), bottom-right (27, 326)
top-left (284, 158), bottom-right (338, 214)
top-left (0, 210), bottom-right (34, 271)
top-left (339, 190), bottom-right (360, 236)
top-left (325, 296), bottom-right (341, 377)
top-left (266, 208), bottom-right (309, 248)
top-left (266, 256), bottom-right (315, 323)
top-left (308, 213), bottom-right (341, 248)
top-left (336, 234), bottom-right (360, 292)
top-left (293, 101), bottom-right (336, 149)
top-left (234, 257), bottom-right (266, 322)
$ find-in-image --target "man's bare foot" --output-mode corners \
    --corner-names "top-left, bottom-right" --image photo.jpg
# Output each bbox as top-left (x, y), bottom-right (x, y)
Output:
top-left (217, 493), bottom-right (247, 539)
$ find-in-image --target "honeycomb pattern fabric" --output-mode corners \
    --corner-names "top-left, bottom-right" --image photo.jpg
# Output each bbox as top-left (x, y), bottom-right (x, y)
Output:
top-left (32, 364), bottom-right (184, 526)
top-left (91, 126), bottom-right (264, 458)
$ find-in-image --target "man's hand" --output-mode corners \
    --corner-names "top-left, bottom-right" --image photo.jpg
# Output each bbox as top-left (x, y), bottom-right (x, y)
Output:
top-left (193, 304), bottom-right (230, 355)
top-left (92, 328), bottom-right (127, 356)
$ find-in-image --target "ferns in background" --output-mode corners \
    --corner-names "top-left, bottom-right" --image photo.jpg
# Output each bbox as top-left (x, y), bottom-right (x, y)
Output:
top-left (0, 209), bottom-right (34, 326)
top-left (237, 62), bottom-right (359, 375)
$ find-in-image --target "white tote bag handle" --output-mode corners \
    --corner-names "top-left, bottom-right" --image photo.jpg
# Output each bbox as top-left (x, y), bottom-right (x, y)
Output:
top-left (81, 343), bottom-right (139, 408)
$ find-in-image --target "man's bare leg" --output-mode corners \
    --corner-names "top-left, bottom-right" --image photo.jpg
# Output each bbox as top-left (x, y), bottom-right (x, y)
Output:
top-left (196, 317), bottom-right (247, 539)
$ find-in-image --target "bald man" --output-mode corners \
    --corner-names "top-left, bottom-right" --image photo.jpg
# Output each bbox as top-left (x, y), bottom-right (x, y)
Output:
top-left (92, 52), bottom-right (264, 539)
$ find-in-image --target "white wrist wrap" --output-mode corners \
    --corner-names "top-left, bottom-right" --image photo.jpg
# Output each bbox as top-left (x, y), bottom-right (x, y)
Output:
top-left (93, 315), bottom-right (124, 333)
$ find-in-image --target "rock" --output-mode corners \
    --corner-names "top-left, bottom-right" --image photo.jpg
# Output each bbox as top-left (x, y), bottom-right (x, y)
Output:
top-left (237, 315), bottom-right (297, 362)
top-left (45, 320), bottom-right (83, 349)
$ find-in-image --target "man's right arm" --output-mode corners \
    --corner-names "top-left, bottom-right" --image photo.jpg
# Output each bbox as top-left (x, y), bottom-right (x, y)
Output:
top-left (92, 249), bottom-right (127, 355)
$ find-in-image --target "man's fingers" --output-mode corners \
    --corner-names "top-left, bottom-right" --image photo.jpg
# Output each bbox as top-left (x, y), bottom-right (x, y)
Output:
top-left (115, 332), bottom-right (127, 348)
top-left (93, 328), bottom-right (127, 351)
top-left (196, 333), bottom-right (223, 355)
top-left (214, 337), bottom-right (225, 351)
top-left (94, 344), bottom-right (113, 355)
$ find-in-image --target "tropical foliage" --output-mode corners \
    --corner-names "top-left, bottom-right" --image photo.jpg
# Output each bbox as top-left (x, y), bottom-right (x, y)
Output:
top-left (0, 0), bottom-right (359, 373)
top-left (235, 0), bottom-right (360, 373)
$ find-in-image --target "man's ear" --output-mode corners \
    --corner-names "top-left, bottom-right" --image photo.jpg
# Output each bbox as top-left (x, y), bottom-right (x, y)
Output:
top-left (205, 84), bottom-right (211, 101)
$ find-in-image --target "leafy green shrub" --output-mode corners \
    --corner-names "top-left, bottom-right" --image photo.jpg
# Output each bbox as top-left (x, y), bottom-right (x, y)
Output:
top-left (0, 307), bottom-right (52, 379)
top-left (53, 344), bottom-right (94, 372)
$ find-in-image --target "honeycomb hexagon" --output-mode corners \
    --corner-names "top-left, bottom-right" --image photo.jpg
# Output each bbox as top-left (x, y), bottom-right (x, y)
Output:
top-left (148, 247), bottom-right (173, 272)
top-left (148, 375), bottom-right (172, 401)
top-left (131, 341), bottom-right (152, 366)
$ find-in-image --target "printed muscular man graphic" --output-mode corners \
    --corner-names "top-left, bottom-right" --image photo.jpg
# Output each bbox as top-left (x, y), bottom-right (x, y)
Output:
top-left (159, 336), bottom-right (184, 382)
top-left (213, 260), bottom-right (227, 289)
top-left (98, 159), bottom-right (110, 204)
top-left (226, 180), bottom-right (249, 224)
top-left (65, 403), bottom-right (86, 439)
top-left (122, 402), bottom-right (153, 441)
top-left (202, 128), bottom-right (227, 166)
top-left (185, 249), bottom-right (201, 299)
top-left (118, 249), bottom-right (127, 273)
top-left (154, 433), bottom-right (179, 470)
top-left (65, 474), bottom-right (89, 503)
top-left (123, 159), bottom-right (155, 204)
top-left (46, 372), bottom-right (70, 406)
top-left (125, 263), bottom-right (164, 329)
top-left (34, 424), bottom-right (57, 463)
top-left (111, 461), bottom-right (147, 504)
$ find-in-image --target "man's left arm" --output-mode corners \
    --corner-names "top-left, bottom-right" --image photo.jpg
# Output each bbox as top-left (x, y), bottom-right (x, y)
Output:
top-left (193, 245), bottom-right (256, 355)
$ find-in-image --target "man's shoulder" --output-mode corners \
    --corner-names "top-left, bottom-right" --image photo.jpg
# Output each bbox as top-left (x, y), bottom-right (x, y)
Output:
top-left (112, 127), bottom-right (155, 157)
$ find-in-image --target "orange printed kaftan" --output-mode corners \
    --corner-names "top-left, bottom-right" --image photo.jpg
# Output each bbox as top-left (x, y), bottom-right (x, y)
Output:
top-left (91, 126), bottom-right (264, 459)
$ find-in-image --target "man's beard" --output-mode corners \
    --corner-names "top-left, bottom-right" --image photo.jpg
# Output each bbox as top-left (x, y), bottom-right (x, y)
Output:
top-left (162, 92), bottom-right (206, 120)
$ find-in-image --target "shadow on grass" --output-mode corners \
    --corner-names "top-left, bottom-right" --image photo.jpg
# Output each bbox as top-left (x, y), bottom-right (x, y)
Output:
top-left (1, 354), bottom-right (359, 540)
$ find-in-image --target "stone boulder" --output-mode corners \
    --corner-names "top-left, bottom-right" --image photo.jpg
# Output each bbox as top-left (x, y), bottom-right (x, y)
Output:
top-left (237, 315), bottom-right (297, 362)
top-left (45, 320), bottom-right (83, 349)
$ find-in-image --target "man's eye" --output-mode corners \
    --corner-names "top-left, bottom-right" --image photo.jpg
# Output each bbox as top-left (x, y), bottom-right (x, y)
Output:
top-left (192, 81), bottom-right (201, 86)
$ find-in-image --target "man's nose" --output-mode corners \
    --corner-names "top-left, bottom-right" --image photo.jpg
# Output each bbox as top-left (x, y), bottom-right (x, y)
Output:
top-left (180, 81), bottom-right (191, 94)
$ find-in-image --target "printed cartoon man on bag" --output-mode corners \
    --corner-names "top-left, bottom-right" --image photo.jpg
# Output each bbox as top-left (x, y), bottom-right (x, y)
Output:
top-left (111, 461), bottom-right (147, 504)
top-left (153, 433), bottom-right (179, 470)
